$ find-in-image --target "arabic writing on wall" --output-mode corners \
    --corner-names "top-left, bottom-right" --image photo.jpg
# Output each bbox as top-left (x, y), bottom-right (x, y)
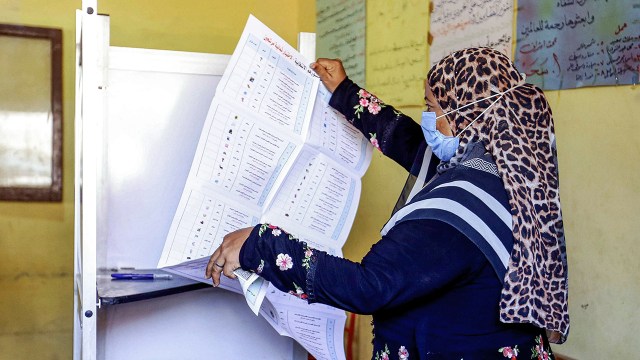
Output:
top-left (516, 0), bottom-right (640, 90)
top-left (316, 0), bottom-right (366, 86)
top-left (366, 0), bottom-right (429, 107)
top-left (429, 0), bottom-right (514, 67)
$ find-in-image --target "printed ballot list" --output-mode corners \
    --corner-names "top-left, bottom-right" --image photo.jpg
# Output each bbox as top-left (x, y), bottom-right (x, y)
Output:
top-left (157, 15), bottom-right (372, 360)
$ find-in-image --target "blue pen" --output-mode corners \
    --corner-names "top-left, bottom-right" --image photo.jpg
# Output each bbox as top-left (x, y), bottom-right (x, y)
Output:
top-left (111, 273), bottom-right (173, 280)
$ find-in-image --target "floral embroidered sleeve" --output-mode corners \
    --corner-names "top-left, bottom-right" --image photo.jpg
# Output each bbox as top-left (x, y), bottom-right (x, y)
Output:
top-left (239, 219), bottom-right (487, 314)
top-left (239, 224), bottom-right (318, 299)
top-left (329, 78), bottom-right (426, 172)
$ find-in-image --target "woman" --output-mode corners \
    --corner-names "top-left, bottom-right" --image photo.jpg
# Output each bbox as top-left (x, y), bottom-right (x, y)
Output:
top-left (206, 47), bottom-right (569, 359)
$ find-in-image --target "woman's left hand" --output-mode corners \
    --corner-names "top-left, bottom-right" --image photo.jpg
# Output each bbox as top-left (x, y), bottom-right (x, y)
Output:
top-left (205, 226), bottom-right (254, 287)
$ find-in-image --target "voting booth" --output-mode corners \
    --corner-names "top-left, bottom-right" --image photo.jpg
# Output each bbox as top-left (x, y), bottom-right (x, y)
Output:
top-left (72, 1), bottom-right (311, 358)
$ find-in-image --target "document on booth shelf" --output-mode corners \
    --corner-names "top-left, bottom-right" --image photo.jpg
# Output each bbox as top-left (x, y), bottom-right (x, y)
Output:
top-left (158, 15), bottom-right (371, 360)
top-left (163, 257), bottom-right (268, 316)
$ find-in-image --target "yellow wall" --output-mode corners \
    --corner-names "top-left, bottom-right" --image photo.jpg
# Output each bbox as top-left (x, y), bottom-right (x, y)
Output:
top-left (1, 1), bottom-right (638, 359)
top-left (0, 2), bottom-right (78, 359)
top-left (543, 85), bottom-right (640, 359)
top-left (0, 1), bottom-right (315, 359)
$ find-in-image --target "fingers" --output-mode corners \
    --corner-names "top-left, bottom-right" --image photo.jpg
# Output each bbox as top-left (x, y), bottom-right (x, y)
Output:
top-left (310, 58), bottom-right (341, 79)
top-left (207, 253), bottom-right (235, 288)
top-left (205, 226), bottom-right (254, 286)
top-left (210, 256), bottom-right (238, 288)
top-left (221, 262), bottom-right (238, 280)
top-left (205, 247), bottom-right (223, 286)
top-left (311, 61), bottom-right (330, 79)
top-left (205, 247), bottom-right (219, 278)
top-left (314, 57), bottom-right (342, 69)
top-left (211, 261), bottom-right (223, 287)
top-left (310, 58), bottom-right (347, 93)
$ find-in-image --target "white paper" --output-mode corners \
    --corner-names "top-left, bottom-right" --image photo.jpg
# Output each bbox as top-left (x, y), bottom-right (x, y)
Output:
top-left (429, 0), bottom-right (514, 66)
top-left (260, 285), bottom-right (346, 360)
top-left (158, 15), bottom-right (368, 360)
top-left (234, 268), bottom-right (269, 315)
top-left (163, 257), bottom-right (268, 315)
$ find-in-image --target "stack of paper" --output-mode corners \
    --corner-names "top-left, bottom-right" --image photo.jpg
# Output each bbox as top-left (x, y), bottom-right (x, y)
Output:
top-left (158, 15), bottom-right (372, 360)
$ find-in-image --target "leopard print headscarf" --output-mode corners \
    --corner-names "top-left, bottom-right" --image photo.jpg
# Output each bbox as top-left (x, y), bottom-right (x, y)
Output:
top-left (427, 47), bottom-right (569, 343)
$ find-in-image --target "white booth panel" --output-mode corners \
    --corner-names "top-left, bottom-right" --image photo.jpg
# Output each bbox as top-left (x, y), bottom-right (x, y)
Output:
top-left (101, 50), bottom-right (224, 269)
top-left (99, 288), bottom-right (301, 360)
top-left (94, 48), bottom-right (303, 359)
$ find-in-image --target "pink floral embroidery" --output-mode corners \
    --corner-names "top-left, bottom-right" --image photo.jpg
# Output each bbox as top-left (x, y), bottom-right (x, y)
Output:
top-left (368, 101), bottom-right (382, 114)
top-left (259, 223), bottom-right (279, 236)
top-left (276, 253), bottom-right (293, 271)
top-left (289, 282), bottom-right (308, 300)
top-left (374, 345), bottom-right (390, 360)
top-left (532, 335), bottom-right (550, 360)
top-left (354, 89), bottom-right (385, 118)
top-left (302, 245), bottom-right (315, 270)
top-left (398, 345), bottom-right (409, 359)
top-left (369, 133), bottom-right (381, 151)
top-left (256, 259), bottom-right (265, 274)
top-left (498, 345), bottom-right (519, 360)
top-left (259, 223), bottom-right (297, 241)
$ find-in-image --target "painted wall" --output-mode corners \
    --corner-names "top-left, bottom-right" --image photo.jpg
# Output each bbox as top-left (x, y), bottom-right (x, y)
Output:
top-left (0, 1), bottom-right (315, 359)
top-left (343, 1), bottom-right (640, 359)
top-left (1, 1), bottom-right (637, 359)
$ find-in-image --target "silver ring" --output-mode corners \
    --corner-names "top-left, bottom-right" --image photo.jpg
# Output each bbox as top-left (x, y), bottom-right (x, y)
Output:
top-left (214, 262), bottom-right (224, 268)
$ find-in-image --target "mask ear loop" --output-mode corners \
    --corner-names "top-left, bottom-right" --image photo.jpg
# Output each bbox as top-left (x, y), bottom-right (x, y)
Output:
top-left (503, 73), bottom-right (531, 122)
top-left (435, 77), bottom-right (526, 121)
top-left (456, 82), bottom-right (526, 137)
top-left (457, 91), bottom-right (505, 137)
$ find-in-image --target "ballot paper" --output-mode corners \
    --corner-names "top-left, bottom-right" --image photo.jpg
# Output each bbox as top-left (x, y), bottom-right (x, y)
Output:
top-left (162, 256), bottom-right (268, 315)
top-left (163, 257), bottom-right (346, 360)
top-left (157, 15), bottom-right (372, 360)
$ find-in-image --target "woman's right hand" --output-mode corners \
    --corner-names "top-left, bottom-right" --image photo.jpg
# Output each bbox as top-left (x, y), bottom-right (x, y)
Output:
top-left (310, 58), bottom-right (347, 93)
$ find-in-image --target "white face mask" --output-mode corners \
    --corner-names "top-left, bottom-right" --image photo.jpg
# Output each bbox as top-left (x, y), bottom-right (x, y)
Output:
top-left (420, 81), bottom-right (525, 161)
